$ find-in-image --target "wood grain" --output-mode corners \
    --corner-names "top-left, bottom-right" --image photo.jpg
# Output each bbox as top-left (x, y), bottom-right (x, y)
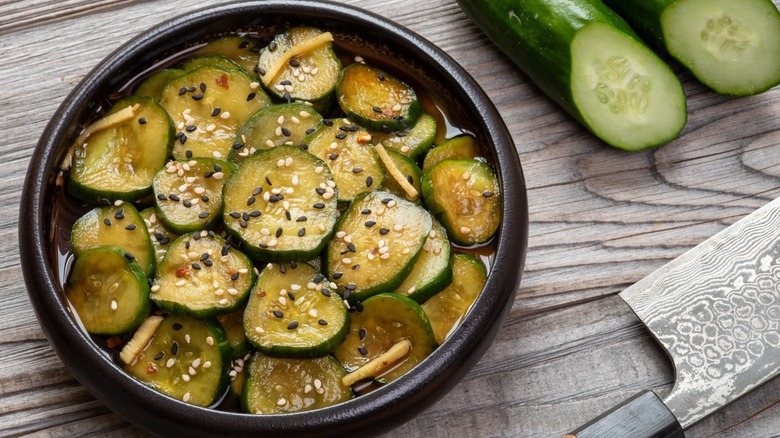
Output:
top-left (2, 0), bottom-right (780, 437)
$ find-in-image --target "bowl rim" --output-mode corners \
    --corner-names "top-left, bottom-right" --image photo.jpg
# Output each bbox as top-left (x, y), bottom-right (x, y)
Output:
top-left (18, 1), bottom-right (528, 436)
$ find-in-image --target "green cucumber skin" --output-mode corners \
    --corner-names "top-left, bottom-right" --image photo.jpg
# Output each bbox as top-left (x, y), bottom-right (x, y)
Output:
top-left (457, 0), bottom-right (640, 114)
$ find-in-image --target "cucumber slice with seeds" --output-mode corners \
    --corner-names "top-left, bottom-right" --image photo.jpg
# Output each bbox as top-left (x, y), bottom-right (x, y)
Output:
top-left (371, 112), bottom-right (437, 158)
top-left (217, 309), bottom-right (251, 359)
top-left (243, 262), bottom-right (349, 358)
top-left (179, 55), bottom-right (246, 74)
top-left (140, 208), bottom-right (180, 265)
top-left (151, 233), bottom-right (256, 318)
top-left (159, 65), bottom-right (271, 160)
top-left (122, 314), bottom-right (231, 407)
top-left (422, 254), bottom-right (487, 344)
top-left (303, 118), bottom-right (385, 202)
top-left (69, 96), bottom-right (174, 203)
top-left (421, 134), bottom-right (479, 174)
top-left (395, 220), bottom-right (452, 303)
top-left (334, 293), bottom-right (436, 384)
top-left (379, 149), bottom-right (422, 204)
top-left (258, 27), bottom-right (342, 105)
top-left (324, 191), bottom-right (432, 303)
top-left (66, 246), bottom-right (151, 336)
top-left (153, 158), bottom-right (235, 234)
top-left (422, 159), bottom-right (500, 246)
top-left (71, 203), bottom-right (155, 277)
top-left (195, 34), bottom-right (265, 77)
top-left (222, 145), bottom-right (339, 262)
top-left (134, 69), bottom-right (184, 100)
top-left (242, 353), bottom-right (352, 414)
top-left (336, 63), bottom-right (422, 132)
top-left (228, 103), bottom-right (323, 164)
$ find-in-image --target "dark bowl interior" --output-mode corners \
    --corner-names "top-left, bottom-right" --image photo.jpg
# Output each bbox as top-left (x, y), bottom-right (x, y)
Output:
top-left (18, 1), bottom-right (528, 437)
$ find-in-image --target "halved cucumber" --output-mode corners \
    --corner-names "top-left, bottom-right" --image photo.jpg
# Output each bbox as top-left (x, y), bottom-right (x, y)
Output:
top-left (151, 233), bottom-right (256, 318)
top-left (140, 208), bottom-right (180, 265)
top-left (222, 145), bottom-right (339, 262)
top-left (336, 63), bottom-right (422, 132)
top-left (159, 65), bottom-right (271, 160)
top-left (422, 134), bottom-right (480, 173)
top-left (603, 0), bottom-right (780, 96)
top-left (243, 262), bottom-right (349, 358)
top-left (228, 103), bottom-right (323, 164)
top-left (334, 293), bottom-right (437, 384)
top-left (66, 246), bottom-right (151, 336)
top-left (379, 149), bottom-right (422, 204)
top-left (69, 95), bottom-right (173, 203)
top-left (371, 112), bottom-right (437, 158)
top-left (258, 27), bottom-right (342, 105)
top-left (324, 191), bottom-right (432, 303)
top-left (122, 314), bottom-right (232, 407)
top-left (395, 220), bottom-right (452, 303)
top-left (71, 203), bottom-right (155, 277)
top-left (134, 69), bottom-right (184, 99)
top-left (422, 254), bottom-right (487, 344)
top-left (421, 159), bottom-right (500, 246)
top-left (179, 55), bottom-right (246, 74)
top-left (194, 34), bottom-right (265, 77)
top-left (152, 158), bottom-right (236, 234)
top-left (303, 118), bottom-right (385, 202)
top-left (242, 352), bottom-right (352, 414)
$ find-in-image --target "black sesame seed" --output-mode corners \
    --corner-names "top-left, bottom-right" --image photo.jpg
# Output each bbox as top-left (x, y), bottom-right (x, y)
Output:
top-left (231, 272), bottom-right (240, 281)
top-left (198, 212), bottom-right (209, 219)
top-left (358, 346), bottom-right (368, 355)
top-left (200, 82), bottom-right (206, 92)
top-left (333, 272), bottom-right (343, 279)
top-left (339, 125), bottom-right (351, 132)
top-left (114, 208), bottom-right (124, 218)
top-left (192, 232), bottom-right (200, 241)
top-left (281, 127), bottom-right (291, 137)
top-left (204, 171), bottom-right (214, 178)
top-left (221, 244), bottom-right (231, 256)
top-left (268, 41), bottom-right (277, 51)
top-left (239, 219), bottom-right (248, 228)
top-left (239, 40), bottom-right (250, 49)
top-left (288, 292), bottom-right (296, 301)
top-left (179, 87), bottom-right (188, 95)
top-left (192, 263), bottom-right (202, 270)
top-left (359, 328), bottom-right (367, 340)
top-left (192, 93), bottom-right (204, 101)
top-left (201, 195), bottom-right (210, 202)
top-left (407, 175), bottom-right (414, 185)
top-left (124, 252), bottom-right (136, 261)
top-left (103, 218), bottom-right (112, 226)
top-left (313, 274), bottom-right (324, 283)
top-left (321, 288), bottom-right (331, 297)
top-left (232, 142), bottom-right (244, 150)
top-left (379, 228), bottom-right (390, 235)
top-left (328, 153), bottom-right (339, 160)
top-left (372, 106), bottom-right (382, 113)
top-left (204, 259), bottom-right (213, 267)
top-left (366, 176), bottom-right (373, 187)
top-left (214, 164), bottom-right (222, 172)
top-left (482, 191), bottom-right (495, 198)
top-left (157, 194), bottom-right (168, 201)
top-left (365, 220), bottom-right (376, 227)
top-left (289, 59), bottom-right (300, 67)
top-left (257, 67), bottom-right (267, 76)
top-left (187, 86), bottom-right (196, 92)
top-left (381, 198), bottom-right (392, 204)
top-left (265, 176), bottom-right (273, 185)
top-left (335, 132), bottom-right (346, 140)
top-left (352, 167), bottom-right (363, 173)
top-left (160, 237), bottom-right (170, 245)
top-left (275, 227), bottom-right (283, 238)
top-left (185, 149), bottom-right (193, 159)
top-left (315, 187), bottom-right (326, 195)
top-left (282, 92), bottom-right (291, 102)
top-left (242, 212), bottom-right (250, 221)
top-left (345, 283), bottom-right (357, 291)
top-left (252, 187), bottom-right (263, 196)
top-left (169, 194), bottom-right (180, 202)
top-left (211, 108), bottom-right (221, 117)
top-left (343, 289), bottom-right (351, 301)
top-left (352, 264), bottom-right (360, 270)
top-left (180, 134), bottom-right (188, 145)
top-left (290, 261), bottom-right (297, 268)
top-left (298, 228), bottom-right (306, 237)
top-left (247, 196), bottom-right (256, 206)
top-left (154, 352), bottom-right (164, 360)
top-left (280, 80), bottom-right (292, 86)
top-left (172, 323), bottom-right (183, 330)
top-left (378, 73), bottom-right (385, 81)
top-left (280, 264), bottom-right (287, 274)
top-left (247, 92), bottom-right (256, 101)
top-left (229, 212), bottom-right (241, 219)
top-left (305, 128), bottom-right (316, 135)
top-left (355, 301), bottom-right (364, 312)
top-left (347, 243), bottom-right (356, 252)
top-left (138, 118), bottom-right (147, 125)
top-left (322, 119), bottom-right (333, 126)
top-left (361, 209), bottom-right (371, 215)
top-left (250, 210), bottom-right (262, 217)
top-left (155, 232), bottom-right (165, 240)
top-left (125, 224), bottom-right (137, 230)
top-left (185, 241), bottom-right (191, 249)
top-left (183, 200), bottom-right (192, 208)
top-left (318, 319), bottom-right (328, 326)
top-left (340, 248), bottom-right (351, 255)
top-left (294, 216), bottom-right (307, 223)
top-left (273, 310), bottom-right (284, 318)
top-left (171, 342), bottom-right (179, 355)
top-left (287, 321), bottom-right (299, 330)
top-left (313, 203), bottom-right (325, 209)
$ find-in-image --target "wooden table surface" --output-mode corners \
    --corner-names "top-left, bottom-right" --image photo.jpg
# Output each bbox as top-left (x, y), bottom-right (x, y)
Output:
top-left (3, 0), bottom-right (780, 437)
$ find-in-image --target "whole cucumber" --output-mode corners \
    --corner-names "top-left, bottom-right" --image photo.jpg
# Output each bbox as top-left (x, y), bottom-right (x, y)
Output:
top-left (457, 0), bottom-right (687, 151)
top-left (601, 0), bottom-right (780, 96)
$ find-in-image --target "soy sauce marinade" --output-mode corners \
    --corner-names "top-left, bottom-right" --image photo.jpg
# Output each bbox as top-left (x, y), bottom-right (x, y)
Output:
top-left (52, 27), bottom-right (500, 413)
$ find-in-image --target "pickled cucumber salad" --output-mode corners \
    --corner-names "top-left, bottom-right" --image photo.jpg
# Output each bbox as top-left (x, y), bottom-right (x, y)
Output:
top-left (60, 27), bottom-right (501, 413)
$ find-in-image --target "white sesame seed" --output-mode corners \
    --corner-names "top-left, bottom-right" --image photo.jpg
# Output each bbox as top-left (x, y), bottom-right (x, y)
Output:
top-left (314, 378), bottom-right (322, 389)
top-left (285, 157), bottom-right (293, 166)
top-left (336, 231), bottom-right (346, 239)
top-left (255, 326), bottom-right (265, 334)
top-left (309, 309), bottom-right (318, 317)
top-left (284, 85), bottom-right (294, 93)
top-left (176, 279), bottom-right (186, 287)
top-left (189, 366), bottom-right (197, 376)
top-left (379, 246), bottom-right (389, 254)
top-left (277, 115), bottom-right (285, 124)
top-left (392, 103), bottom-right (402, 112)
top-left (220, 111), bottom-right (231, 119)
top-left (219, 298), bottom-right (229, 305)
top-left (314, 166), bottom-right (324, 174)
top-left (151, 284), bottom-right (160, 292)
top-left (307, 282), bottom-right (317, 290)
top-left (228, 288), bottom-right (238, 296)
top-left (290, 284), bottom-right (302, 291)
top-left (277, 158), bottom-right (286, 167)
top-left (166, 358), bottom-right (176, 368)
top-left (250, 82), bottom-right (260, 89)
top-left (291, 175), bottom-right (299, 186)
top-left (460, 226), bottom-right (472, 234)
top-left (185, 334), bottom-right (191, 344)
top-left (110, 300), bottom-right (118, 311)
top-left (462, 172), bottom-right (471, 181)
top-left (394, 224), bottom-right (404, 232)
top-left (183, 392), bottom-right (191, 402)
top-left (274, 84), bottom-right (285, 92)
top-left (265, 139), bottom-right (275, 148)
top-left (206, 336), bottom-right (214, 346)
top-left (277, 397), bottom-right (287, 407)
top-left (212, 171), bottom-right (224, 179)
top-left (260, 228), bottom-right (271, 236)
top-left (291, 116), bottom-right (300, 124)
top-left (212, 151), bottom-right (223, 159)
top-left (279, 297), bottom-right (287, 306)
top-left (192, 358), bottom-right (202, 368)
top-left (402, 248), bottom-right (410, 254)
top-left (304, 384), bottom-right (313, 393)
top-left (380, 253), bottom-right (391, 259)
top-left (342, 258), bottom-right (352, 264)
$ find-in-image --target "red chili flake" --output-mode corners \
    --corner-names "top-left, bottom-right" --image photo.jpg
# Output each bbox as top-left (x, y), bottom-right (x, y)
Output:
top-left (146, 363), bottom-right (159, 374)
top-left (175, 264), bottom-right (191, 278)
top-left (257, 289), bottom-right (266, 297)
top-left (106, 336), bottom-right (123, 349)
top-left (227, 268), bottom-right (239, 276)
top-left (216, 74), bottom-right (229, 89)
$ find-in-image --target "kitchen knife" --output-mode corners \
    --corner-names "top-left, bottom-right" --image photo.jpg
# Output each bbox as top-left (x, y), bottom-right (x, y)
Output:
top-left (567, 196), bottom-right (780, 438)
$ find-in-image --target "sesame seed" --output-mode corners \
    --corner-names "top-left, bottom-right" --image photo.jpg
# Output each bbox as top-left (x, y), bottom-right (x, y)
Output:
top-left (460, 226), bottom-right (472, 234)
top-left (273, 310), bottom-right (284, 318)
top-left (287, 321), bottom-right (299, 330)
top-left (166, 358), bottom-right (176, 368)
top-left (358, 346), bottom-right (368, 355)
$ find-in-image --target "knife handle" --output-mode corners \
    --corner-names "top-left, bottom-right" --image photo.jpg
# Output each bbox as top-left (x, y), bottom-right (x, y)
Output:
top-left (565, 390), bottom-right (684, 438)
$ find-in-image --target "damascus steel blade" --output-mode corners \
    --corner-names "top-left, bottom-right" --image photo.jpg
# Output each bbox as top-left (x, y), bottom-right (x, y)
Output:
top-left (620, 197), bottom-right (780, 428)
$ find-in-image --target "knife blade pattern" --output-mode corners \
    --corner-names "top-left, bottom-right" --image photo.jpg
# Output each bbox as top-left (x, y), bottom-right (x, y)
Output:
top-left (620, 197), bottom-right (780, 428)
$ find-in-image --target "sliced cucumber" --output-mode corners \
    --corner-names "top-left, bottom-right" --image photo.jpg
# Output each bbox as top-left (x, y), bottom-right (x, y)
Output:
top-left (602, 0), bottom-right (780, 96)
top-left (422, 254), bottom-right (487, 344)
top-left (134, 69), bottom-right (184, 99)
top-left (422, 134), bottom-right (479, 173)
top-left (159, 65), bottom-right (271, 160)
top-left (71, 203), bottom-right (155, 277)
top-left (457, 0), bottom-right (687, 151)
top-left (258, 27), bottom-right (342, 105)
top-left (179, 55), bottom-right (246, 73)
top-left (195, 34), bottom-right (264, 77)
top-left (66, 246), bottom-right (151, 336)
top-left (140, 208), bottom-right (180, 265)
top-left (371, 112), bottom-right (437, 158)
top-left (336, 63), bottom-right (422, 132)
top-left (303, 118), bottom-right (385, 202)
top-left (229, 103), bottom-right (323, 164)
top-left (222, 145), bottom-right (339, 262)
top-left (379, 150), bottom-right (422, 204)
top-left (395, 220), bottom-right (452, 304)
top-left (243, 262), bottom-right (349, 358)
top-left (122, 314), bottom-right (232, 407)
top-left (422, 159), bottom-right (500, 246)
top-left (334, 293), bottom-right (436, 384)
top-left (69, 96), bottom-right (173, 203)
top-left (242, 353), bottom-right (352, 414)
top-left (324, 191), bottom-right (432, 303)
top-left (217, 309), bottom-right (251, 359)
top-left (151, 233), bottom-right (256, 318)
top-left (152, 158), bottom-right (236, 234)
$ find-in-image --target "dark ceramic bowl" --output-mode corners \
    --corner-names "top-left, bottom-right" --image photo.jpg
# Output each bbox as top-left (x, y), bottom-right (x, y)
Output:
top-left (18, 1), bottom-right (527, 437)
